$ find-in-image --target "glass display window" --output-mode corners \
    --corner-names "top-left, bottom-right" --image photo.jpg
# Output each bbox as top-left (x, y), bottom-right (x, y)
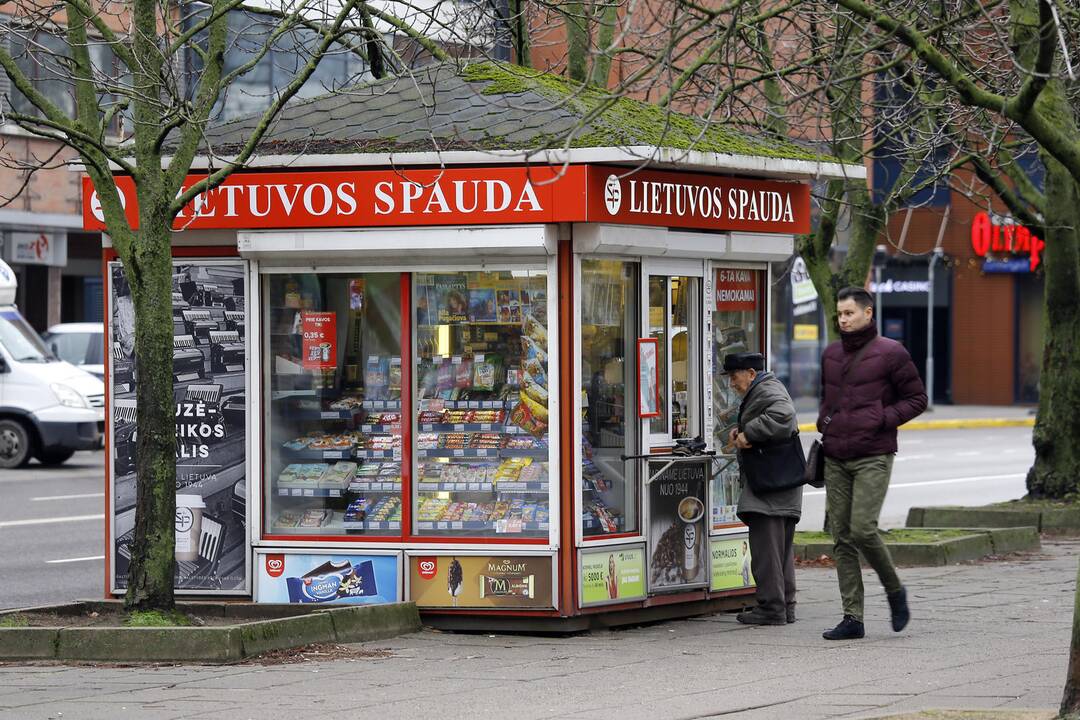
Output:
top-left (412, 269), bottom-right (551, 538)
top-left (580, 259), bottom-right (640, 539)
top-left (647, 270), bottom-right (702, 447)
top-left (710, 266), bottom-right (765, 532)
top-left (263, 272), bottom-right (404, 537)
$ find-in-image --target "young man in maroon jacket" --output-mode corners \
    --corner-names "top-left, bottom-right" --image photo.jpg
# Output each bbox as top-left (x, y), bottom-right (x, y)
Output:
top-left (818, 287), bottom-right (928, 640)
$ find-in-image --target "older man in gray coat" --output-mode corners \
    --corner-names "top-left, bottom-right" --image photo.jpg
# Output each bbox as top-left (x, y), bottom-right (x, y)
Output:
top-left (724, 352), bottom-right (803, 626)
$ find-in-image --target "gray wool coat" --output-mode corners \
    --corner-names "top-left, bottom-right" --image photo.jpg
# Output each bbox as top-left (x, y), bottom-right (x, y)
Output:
top-left (735, 372), bottom-right (803, 520)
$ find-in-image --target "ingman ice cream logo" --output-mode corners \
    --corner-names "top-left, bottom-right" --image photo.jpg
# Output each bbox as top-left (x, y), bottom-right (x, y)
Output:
top-left (418, 558), bottom-right (438, 580)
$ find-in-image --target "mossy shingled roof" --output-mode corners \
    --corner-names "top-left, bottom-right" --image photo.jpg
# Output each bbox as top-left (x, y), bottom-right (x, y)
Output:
top-left (202, 60), bottom-right (835, 162)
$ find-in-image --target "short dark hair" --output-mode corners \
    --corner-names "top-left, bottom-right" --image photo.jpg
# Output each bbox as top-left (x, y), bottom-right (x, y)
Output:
top-left (837, 286), bottom-right (874, 310)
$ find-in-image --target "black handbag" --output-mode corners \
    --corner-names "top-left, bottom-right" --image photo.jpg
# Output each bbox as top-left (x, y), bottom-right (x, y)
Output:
top-left (804, 439), bottom-right (825, 488)
top-left (740, 432), bottom-right (807, 494)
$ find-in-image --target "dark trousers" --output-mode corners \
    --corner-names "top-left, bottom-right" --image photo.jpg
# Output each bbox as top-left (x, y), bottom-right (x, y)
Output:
top-left (744, 513), bottom-right (797, 620)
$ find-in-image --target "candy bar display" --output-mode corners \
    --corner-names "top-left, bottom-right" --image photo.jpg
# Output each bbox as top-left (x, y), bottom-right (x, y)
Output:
top-left (579, 259), bottom-right (640, 537)
top-left (264, 272), bottom-right (404, 536)
top-left (413, 270), bottom-right (551, 537)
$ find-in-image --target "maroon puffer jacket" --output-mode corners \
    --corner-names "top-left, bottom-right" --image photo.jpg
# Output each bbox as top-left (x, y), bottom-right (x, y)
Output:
top-left (817, 326), bottom-right (927, 460)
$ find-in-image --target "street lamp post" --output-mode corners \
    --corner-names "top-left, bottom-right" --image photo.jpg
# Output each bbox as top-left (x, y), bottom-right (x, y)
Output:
top-left (873, 245), bottom-right (889, 336)
top-left (926, 247), bottom-right (944, 411)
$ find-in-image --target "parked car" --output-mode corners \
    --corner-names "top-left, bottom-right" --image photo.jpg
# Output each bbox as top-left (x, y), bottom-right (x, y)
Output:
top-left (42, 323), bottom-right (105, 380)
top-left (0, 263), bottom-right (104, 468)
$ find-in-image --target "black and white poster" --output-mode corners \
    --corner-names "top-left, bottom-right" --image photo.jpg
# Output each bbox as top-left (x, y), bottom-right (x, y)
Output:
top-left (647, 457), bottom-right (709, 593)
top-left (109, 260), bottom-right (249, 594)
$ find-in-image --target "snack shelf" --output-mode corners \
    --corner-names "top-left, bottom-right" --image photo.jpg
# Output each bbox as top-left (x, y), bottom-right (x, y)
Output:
top-left (359, 424), bottom-right (399, 433)
top-left (416, 520), bottom-right (549, 532)
top-left (282, 446), bottom-right (354, 461)
top-left (291, 409), bottom-right (365, 421)
top-left (416, 481), bottom-right (549, 493)
top-left (342, 520), bottom-right (401, 531)
top-left (419, 399), bottom-right (518, 410)
top-left (583, 514), bottom-right (625, 533)
top-left (347, 481), bottom-right (402, 492)
top-left (362, 400), bottom-right (401, 411)
top-left (416, 448), bottom-right (546, 459)
top-left (276, 486), bottom-right (347, 497)
top-left (354, 449), bottom-right (400, 459)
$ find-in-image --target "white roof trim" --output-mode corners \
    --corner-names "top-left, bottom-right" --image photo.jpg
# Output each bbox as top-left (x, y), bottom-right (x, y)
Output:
top-left (75, 145), bottom-right (862, 181)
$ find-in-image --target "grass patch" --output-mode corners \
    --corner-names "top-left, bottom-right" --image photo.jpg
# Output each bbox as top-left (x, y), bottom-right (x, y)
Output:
top-left (0, 614), bottom-right (29, 628)
top-left (124, 610), bottom-right (192, 627)
top-left (796, 528), bottom-right (977, 544)
top-left (994, 495), bottom-right (1080, 509)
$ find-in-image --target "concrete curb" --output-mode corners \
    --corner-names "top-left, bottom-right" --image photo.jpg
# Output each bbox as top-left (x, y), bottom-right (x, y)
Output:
top-left (908, 504), bottom-right (1080, 534)
top-left (0, 601), bottom-right (422, 663)
top-left (797, 418), bottom-right (1034, 433)
top-left (794, 528), bottom-right (1040, 567)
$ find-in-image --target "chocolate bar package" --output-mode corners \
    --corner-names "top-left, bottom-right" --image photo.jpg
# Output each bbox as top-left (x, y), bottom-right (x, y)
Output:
top-left (286, 559), bottom-right (379, 603)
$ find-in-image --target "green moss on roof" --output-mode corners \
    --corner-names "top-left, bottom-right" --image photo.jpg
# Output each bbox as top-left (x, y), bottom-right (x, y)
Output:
top-left (461, 61), bottom-right (834, 162)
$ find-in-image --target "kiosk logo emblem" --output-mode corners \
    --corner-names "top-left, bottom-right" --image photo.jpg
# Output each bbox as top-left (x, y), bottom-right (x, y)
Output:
top-left (89, 187), bottom-right (127, 223)
top-left (604, 174), bottom-right (622, 214)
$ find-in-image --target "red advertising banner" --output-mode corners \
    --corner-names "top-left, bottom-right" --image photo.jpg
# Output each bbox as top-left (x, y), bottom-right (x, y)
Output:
top-left (301, 311), bottom-right (337, 369)
top-left (584, 166), bottom-right (811, 234)
top-left (83, 166), bottom-right (589, 232)
top-left (82, 165), bottom-right (810, 233)
top-left (715, 268), bottom-right (759, 311)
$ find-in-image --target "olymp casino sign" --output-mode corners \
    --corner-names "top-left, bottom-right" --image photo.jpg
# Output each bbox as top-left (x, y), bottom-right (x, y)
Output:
top-left (83, 166), bottom-right (809, 234)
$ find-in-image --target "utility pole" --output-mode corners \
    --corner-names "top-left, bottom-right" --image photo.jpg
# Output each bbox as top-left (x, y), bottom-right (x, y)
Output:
top-left (926, 247), bottom-right (944, 411)
top-left (873, 245), bottom-right (888, 335)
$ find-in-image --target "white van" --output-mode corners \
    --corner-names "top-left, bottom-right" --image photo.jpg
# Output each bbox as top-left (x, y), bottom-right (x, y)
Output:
top-left (0, 260), bottom-right (105, 468)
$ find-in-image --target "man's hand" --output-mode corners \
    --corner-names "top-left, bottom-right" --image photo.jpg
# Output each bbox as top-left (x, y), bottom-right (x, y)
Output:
top-left (728, 428), bottom-right (739, 444)
top-left (734, 432), bottom-right (752, 450)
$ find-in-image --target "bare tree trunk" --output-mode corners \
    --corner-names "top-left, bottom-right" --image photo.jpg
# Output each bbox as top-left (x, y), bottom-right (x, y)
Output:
top-left (123, 225), bottom-right (177, 611)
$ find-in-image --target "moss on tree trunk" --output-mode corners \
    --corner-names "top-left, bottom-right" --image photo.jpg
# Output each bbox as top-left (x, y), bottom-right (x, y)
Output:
top-left (123, 225), bottom-right (177, 612)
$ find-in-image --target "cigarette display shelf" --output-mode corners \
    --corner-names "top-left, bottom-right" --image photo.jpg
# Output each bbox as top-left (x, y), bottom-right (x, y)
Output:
top-left (276, 486), bottom-right (347, 498)
top-left (416, 520), bottom-right (550, 533)
top-left (416, 481), bottom-right (549, 494)
top-left (280, 446), bottom-right (399, 461)
top-left (347, 481), bottom-right (402, 493)
top-left (341, 519), bottom-right (401, 531)
top-left (416, 448), bottom-right (547, 460)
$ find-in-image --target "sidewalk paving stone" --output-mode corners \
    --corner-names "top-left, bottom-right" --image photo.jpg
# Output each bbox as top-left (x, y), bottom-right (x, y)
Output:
top-left (0, 542), bottom-right (1074, 720)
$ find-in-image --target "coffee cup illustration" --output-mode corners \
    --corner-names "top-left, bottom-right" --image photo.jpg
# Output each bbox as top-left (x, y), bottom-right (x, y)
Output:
top-left (677, 496), bottom-right (704, 523)
top-left (175, 494), bottom-right (206, 562)
top-left (678, 496), bottom-right (704, 578)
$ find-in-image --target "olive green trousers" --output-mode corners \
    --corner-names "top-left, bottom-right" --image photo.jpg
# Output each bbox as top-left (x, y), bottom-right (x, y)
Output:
top-left (825, 454), bottom-right (902, 621)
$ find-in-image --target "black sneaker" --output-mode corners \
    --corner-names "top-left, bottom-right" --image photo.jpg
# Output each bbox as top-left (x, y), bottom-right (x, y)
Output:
top-left (736, 609), bottom-right (786, 626)
top-left (887, 586), bottom-right (910, 632)
top-left (822, 615), bottom-right (865, 640)
top-left (786, 607), bottom-right (796, 624)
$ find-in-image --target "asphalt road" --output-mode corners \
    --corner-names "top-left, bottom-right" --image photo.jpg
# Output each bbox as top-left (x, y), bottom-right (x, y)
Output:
top-left (0, 426), bottom-right (1036, 610)
top-left (0, 451), bottom-right (106, 610)
top-left (797, 426), bottom-right (1035, 531)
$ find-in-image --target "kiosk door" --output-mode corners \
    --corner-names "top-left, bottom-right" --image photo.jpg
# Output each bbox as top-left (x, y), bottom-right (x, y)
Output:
top-left (642, 260), bottom-right (704, 452)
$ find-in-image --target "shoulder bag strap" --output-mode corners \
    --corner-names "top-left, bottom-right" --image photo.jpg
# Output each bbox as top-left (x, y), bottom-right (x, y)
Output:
top-left (822, 338), bottom-right (876, 437)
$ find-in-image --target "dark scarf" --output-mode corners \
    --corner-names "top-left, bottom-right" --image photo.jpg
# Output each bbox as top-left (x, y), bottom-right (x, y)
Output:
top-left (840, 323), bottom-right (878, 353)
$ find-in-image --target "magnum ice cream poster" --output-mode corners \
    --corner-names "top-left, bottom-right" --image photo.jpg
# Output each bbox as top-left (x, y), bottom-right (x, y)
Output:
top-left (109, 260), bottom-right (249, 594)
top-left (410, 555), bottom-right (554, 609)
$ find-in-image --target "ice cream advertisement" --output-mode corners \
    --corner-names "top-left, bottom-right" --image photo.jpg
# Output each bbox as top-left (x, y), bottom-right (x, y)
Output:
top-left (580, 546), bottom-right (646, 607)
top-left (409, 555), bottom-right (553, 609)
top-left (256, 552), bottom-right (400, 605)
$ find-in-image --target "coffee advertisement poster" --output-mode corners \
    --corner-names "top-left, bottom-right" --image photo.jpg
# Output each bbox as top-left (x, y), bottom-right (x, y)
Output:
top-left (109, 260), bottom-right (249, 594)
top-left (647, 458), bottom-right (709, 592)
top-left (409, 555), bottom-right (553, 609)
